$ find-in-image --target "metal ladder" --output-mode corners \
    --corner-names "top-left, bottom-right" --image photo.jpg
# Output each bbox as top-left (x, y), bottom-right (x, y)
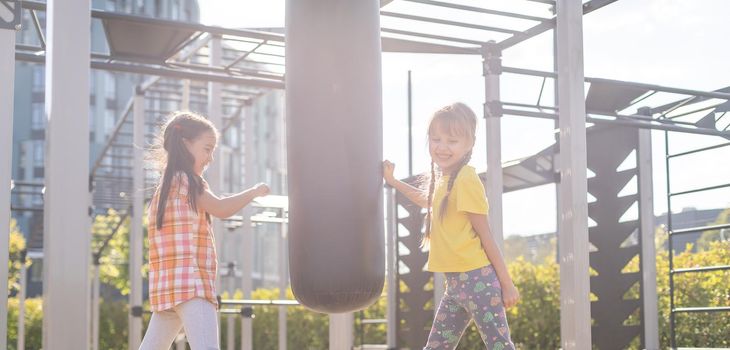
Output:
top-left (664, 131), bottom-right (730, 348)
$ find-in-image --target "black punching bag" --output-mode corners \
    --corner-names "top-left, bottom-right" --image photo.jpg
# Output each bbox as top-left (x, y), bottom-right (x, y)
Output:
top-left (285, 0), bottom-right (385, 313)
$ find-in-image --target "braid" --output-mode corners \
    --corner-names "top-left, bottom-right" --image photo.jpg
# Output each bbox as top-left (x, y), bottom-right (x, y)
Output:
top-left (438, 150), bottom-right (472, 221)
top-left (154, 112), bottom-right (217, 228)
top-left (422, 161), bottom-right (436, 247)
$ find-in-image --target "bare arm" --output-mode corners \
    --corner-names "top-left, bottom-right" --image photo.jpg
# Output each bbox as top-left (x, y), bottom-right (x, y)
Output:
top-left (197, 183), bottom-right (270, 218)
top-left (383, 160), bottom-right (428, 209)
top-left (468, 212), bottom-right (520, 308)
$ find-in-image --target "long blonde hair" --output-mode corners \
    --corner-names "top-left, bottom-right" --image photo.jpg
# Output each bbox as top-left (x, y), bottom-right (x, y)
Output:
top-left (422, 102), bottom-right (477, 245)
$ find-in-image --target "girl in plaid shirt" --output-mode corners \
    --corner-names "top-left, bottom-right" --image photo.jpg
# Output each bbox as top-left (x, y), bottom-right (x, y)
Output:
top-left (140, 112), bottom-right (269, 350)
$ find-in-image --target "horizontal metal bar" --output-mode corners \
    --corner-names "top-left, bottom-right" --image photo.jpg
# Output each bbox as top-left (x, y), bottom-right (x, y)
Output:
top-left (497, 0), bottom-right (617, 50)
top-left (360, 318), bottom-right (387, 324)
top-left (219, 299), bottom-right (299, 306)
top-left (501, 108), bottom-right (730, 136)
top-left (166, 61), bottom-right (283, 81)
top-left (668, 142), bottom-right (730, 158)
top-left (502, 108), bottom-right (557, 120)
top-left (15, 44), bottom-right (44, 52)
top-left (673, 306), bottom-right (730, 313)
top-left (381, 28), bottom-right (486, 46)
top-left (11, 207), bottom-right (44, 212)
top-left (22, 1), bottom-right (286, 43)
top-left (11, 190), bottom-right (43, 196)
top-left (500, 0), bottom-right (623, 50)
top-left (670, 223), bottom-right (730, 236)
top-left (16, 52), bottom-right (285, 89)
top-left (381, 11), bottom-right (520, 35)
top-left (502, 66), bottom-right (557, 78)
top-left (502, 101), bottom-right (557, 111)
top-left (218, 309), bottom-right (243, 315)
top-left (669, 183), bottom-right (730, 197)
top-left (11, 181), bottom-right (44, 187)
top-left (403, 0), bottom-right (550, 22)
top-left (664, 102), bottom-right (723, 120)
top-left (498, 18), bottom-right (554, 50)
top-left (504, 66), bottom-right (730, 101)
top-left (671, 265), bottom-right (730, 274)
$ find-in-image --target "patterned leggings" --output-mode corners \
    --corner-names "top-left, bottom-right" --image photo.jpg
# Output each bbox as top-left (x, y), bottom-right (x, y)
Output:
top-left (424, 265), bottom-right (515, 350)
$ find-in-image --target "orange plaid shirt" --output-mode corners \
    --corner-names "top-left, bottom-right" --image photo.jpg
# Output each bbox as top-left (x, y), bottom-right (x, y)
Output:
top-left (147, 172), bottom-right (218, 312)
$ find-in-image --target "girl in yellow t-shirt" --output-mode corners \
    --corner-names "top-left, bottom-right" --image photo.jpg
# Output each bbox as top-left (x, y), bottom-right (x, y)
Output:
top-left (384, 102), bottom-right (519, 350)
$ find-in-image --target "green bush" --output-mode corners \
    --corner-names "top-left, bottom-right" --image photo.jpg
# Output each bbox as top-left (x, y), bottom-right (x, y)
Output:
top-left (5, 297), bottom-right (43, 350)
top-left (7, 241), bottom-right (727, 349)
top-left (656, 240), bottom-right (730, 347)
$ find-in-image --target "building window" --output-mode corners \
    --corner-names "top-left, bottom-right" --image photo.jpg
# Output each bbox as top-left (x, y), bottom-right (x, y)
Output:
top-left (90, 71), bottom-right (97, 93)
top-left (105, 109), bottom-right (116, 135)
top-left (105, 72), bottom-right (116, 98)
top-left (32, 66), bottom-right (44, 93)
top-left (31, 103), bottom-right (45, 130)
top-left (155, 0), bottom-right (162, 17)
top-left (33, 141), bottom-right (44, 167)
top-left (171, 0), bottom-right (179, 20)
top-left (30, 259), bottom-right (43, 282)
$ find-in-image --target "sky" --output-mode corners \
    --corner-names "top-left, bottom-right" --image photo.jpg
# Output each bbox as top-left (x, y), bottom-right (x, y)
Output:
top-left (199, 0), bottom-right (730, 236)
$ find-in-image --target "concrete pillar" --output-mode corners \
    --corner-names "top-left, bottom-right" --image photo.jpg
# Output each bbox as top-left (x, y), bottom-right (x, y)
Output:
top-left (637, 107), bottom-right (659, 350)
top-left (0, 18), bottom-right (18, 350)
top-left (556, 1), bottom-right (592, 348)
top-left (42, 0), bottom-right (92, 348)
top-left (482, 42), bottom-right (505, 247)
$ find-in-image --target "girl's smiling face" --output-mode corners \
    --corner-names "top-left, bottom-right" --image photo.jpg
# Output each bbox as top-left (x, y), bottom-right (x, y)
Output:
top-left (184, 130), bottom-right (217, 176)
top-left (428, 118), bottom-right (473, 174)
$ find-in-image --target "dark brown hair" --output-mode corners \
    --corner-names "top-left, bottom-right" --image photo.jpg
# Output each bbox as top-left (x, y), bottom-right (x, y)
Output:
top-left (151, 111), bottom-right (218, 229)
top-left (422, 102), bottom-right (477, 246)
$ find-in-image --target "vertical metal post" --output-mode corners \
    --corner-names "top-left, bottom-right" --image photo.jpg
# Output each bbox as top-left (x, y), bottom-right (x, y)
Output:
top-left (227, 277), bottom-right (235, 350)
top-left (92, 262), bottom-right (100, 350)
top-left (407, 70), bottom-right (413, 177)
top-left (42, 0), bottom-right (91, 348)
top-left (129, 89), bottom-right (145, 350)
top-left (0, 14), bottom-right (19, 350)
top-left (240, 107), bottom-right (254, 350)
top-left (18, 252), bottom-right (27, 350)
top-left (208, 34), bottom-right (225, 295)
top-left (277, 69), bottom-right (290, 350)
top-left (552, 6), bottom-right (561, 265)
top-left (207, 36), bottom-right (228, 350)
top-left (386, 187), bottom-right (397, 349)
top-left (556, 1), bottom-right (592, 348)
top-left (637, 107), bottom-right (659, 350)
top-left (664, 129), bottom-right (676, 348)
top-left (279, 213), bottom-right (288, 350)
top-left (482, 41), bottom-right (504, 248)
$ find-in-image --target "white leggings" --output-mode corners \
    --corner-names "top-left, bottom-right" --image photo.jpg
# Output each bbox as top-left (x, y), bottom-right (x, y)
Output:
top-left (139, 298), bottom-right (220, 350)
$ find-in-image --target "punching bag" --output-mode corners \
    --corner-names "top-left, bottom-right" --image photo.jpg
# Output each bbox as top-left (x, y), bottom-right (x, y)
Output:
top-left (285, 0), bottom-right (385, 313)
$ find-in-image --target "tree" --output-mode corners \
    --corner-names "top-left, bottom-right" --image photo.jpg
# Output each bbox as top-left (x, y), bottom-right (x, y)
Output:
top-left (697, 208), bottom-right (730, 249)
top-left (91, 208), bottom-right (149, 296)
top-left (7, 218), bottom-right (31, 295)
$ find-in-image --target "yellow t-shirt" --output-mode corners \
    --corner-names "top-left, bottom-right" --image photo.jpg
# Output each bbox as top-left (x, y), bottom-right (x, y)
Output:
top-left (426, 166), bottom-right (491, 272)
